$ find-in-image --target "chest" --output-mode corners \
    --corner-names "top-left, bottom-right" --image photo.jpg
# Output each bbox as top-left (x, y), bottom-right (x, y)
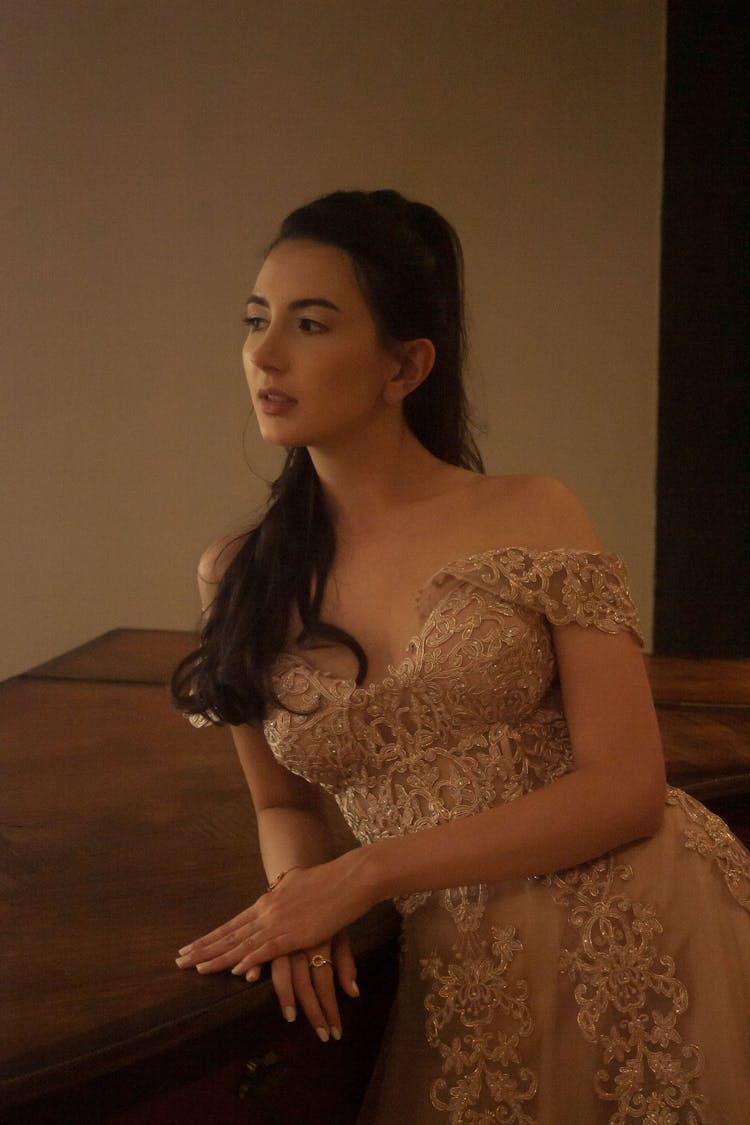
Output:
top-left (265, 589), bottom-right (559, 793)
top-left (301, 530), bottom-right (506, 683)
top-left (282, 576), bottom-right (557, 702)
top-left (328, 559), bottom-right (425, 669)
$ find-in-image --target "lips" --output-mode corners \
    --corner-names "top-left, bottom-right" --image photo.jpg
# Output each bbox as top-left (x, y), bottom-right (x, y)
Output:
top-left (258, 388), bottom-right (297, 404)
top-left (257, 387), bottom-right (297, 416)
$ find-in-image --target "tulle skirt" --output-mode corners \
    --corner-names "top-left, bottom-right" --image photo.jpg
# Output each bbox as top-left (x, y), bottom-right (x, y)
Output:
top-left (357, 788), bottom-right (750, 1124)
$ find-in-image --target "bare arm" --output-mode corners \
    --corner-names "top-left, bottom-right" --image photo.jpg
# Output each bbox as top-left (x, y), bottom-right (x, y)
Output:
top-left (195, 537), bottom-right (342, 886)
top-left (355, 624), bottom-right (665, 903)
top-left (176, 540), bottom-right (357, 1041)
top-left (231, 720), bottom-right (338, 878)
top-left (179, 721), bottom-right (357, 1039)
top-left (354, 479), bottom-right (666, 899)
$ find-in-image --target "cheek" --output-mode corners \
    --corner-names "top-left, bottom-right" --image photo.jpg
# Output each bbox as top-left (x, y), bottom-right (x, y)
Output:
top-left (333, 345), bottom-right (393, 398)
top-left (243, 355), bottom-right (265, 403)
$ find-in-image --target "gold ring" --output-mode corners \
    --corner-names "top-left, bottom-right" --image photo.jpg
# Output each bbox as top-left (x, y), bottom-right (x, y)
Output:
top-left (308, 955), bottom-right (332, 969)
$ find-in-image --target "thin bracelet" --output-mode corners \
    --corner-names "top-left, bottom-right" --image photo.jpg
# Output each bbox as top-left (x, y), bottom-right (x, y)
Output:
top-left (266, 865), bottom-right (303, 892)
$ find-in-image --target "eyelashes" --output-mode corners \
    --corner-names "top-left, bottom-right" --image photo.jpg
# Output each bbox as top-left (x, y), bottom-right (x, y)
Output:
top-left (242, 316), bottom-right (327, 335)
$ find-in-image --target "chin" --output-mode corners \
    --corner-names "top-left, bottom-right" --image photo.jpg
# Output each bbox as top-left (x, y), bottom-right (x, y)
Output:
top-left (256, 419), bottom-right (297, 446)
top-left (258, 431), bottom-right (293, 448)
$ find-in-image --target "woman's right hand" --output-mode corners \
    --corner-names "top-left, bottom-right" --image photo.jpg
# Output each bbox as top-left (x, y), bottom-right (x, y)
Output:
top-left (262, 930), bottom-right (359, 1042)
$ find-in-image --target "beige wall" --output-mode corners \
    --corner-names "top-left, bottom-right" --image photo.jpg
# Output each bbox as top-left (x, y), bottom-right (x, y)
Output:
top-left (1, 1), bottom-right (665, 680)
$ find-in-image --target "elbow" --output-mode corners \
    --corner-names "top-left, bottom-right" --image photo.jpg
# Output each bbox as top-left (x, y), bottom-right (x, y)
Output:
top-left (610, 786), bottom-right (664, 848)
top-left (637, 792), bottom-right (665, 838)
top-left (628, 762), bottom-right (667, 840)
top-left (592, 745), bottom-right (666, 844)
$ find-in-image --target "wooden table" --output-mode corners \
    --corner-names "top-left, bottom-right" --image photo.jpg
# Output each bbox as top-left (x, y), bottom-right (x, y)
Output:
top-left (1, 631), bottom-right (398, 1123)
top-left (645, 654), bottom-right (750, 799)
top-left (2, 631), bottom-right (748, 1122)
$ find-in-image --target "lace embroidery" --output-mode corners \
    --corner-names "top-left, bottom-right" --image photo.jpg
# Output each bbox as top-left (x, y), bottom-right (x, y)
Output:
top-left (666, 786), bottom-right (750, 909)
top-left (263, 550), bottom-right (638, 860)
top-left (265, 581), bottom-right (564, 864)
top-left (213, 548), bottom-right (747, 1119)
top-left (420, 924), bottom-right (538, 1123)
top-left (442, 883), bottom-right (490, 937)
top-left (424, 548), bottom-right (643, 642)
top-left (551, 856), bottom-right (712, 1122)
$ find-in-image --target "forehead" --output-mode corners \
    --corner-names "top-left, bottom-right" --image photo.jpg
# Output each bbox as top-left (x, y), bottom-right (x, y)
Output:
top-left (253, 239), bottom-right (364, 303)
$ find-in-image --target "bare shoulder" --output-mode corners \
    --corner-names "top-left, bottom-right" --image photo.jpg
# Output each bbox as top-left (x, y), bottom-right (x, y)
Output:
top-left (479, 474), bottom-right (603, 552)
top-left (197, 530), bottom-right (251, 609)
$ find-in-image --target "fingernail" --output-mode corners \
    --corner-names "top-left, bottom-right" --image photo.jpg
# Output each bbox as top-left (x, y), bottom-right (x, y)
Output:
top-left (196, 962), bottom-right (210, 973)
top-left (230, 965), bottom-right (244, 976)
top-left (178, 944), bottom-right (193, 955)
top-left (175, 956), bottom-right (190, 968)
top-left (284, 1006), bottom-right (296, 1023)
top-left (330, 1026), bottom-right (342, 1041)
top-left (316, 1027), bottom-right (329, 1043)
top-left (245, 967), bottom-right (259, 982)
top-left (350, 980), bottom-right (360, 997)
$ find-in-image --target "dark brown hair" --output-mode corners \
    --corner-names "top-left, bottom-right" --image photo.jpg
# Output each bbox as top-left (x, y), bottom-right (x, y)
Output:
top-left (171, 189), bottom-right (483, 725)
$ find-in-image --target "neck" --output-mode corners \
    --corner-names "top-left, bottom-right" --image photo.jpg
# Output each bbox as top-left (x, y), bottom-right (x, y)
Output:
top-left (307, 420), bottom-right (448, 538)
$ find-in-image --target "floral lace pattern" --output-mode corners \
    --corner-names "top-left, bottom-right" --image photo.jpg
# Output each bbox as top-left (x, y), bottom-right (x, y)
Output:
top-left (550, 857), bottom-right (711, 1123)
top-left (420, 924), bottom-right (538, 1123)
top-left (420, 548), bottom-right (643, 638)
top-left (666, 786), bottom-right (750, 909)
top-left (256, 549), bottom-right (749, 1121)
top-left (264, 550), bottom-right (640, 854)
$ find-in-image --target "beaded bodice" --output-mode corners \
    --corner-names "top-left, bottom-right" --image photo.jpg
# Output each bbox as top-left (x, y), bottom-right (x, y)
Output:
top-left (262, 549), bottom-right (642, 851)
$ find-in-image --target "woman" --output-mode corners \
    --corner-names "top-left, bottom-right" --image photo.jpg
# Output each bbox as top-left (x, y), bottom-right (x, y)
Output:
top-left (172, 190), bottom-right (750, 1123)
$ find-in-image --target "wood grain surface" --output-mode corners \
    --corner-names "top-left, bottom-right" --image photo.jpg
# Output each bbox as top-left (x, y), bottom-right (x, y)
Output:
top-left (23, 629), bottom-right (199, 685)
top-left (0, 667), bottom-right (394, 1111)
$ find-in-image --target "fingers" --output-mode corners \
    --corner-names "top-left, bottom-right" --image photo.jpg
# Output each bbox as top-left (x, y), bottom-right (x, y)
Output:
top-left (176, 892), bottom-right (305, 972)
top-left (292, 949), bottom-right (342, 1042)
top-left (194, 941), bottom-right (253, 975)
top-left (271, 948), bottom-right (343, 1042)
top-left (176, 922), bottom-right (263, 974)
top-left (177, 904), bottom-right (257, 957)
top-left (177, 924), bottom-right (255, 967)
top-left (332, 931), bottom-right (360, 999)
top-left (270, 956), bottom-right (299, 1026)
top-left (176, 918), bottom-right (353, 1044)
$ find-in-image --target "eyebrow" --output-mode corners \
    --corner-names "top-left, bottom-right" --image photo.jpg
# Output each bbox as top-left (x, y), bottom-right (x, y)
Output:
top-left (246, 294), bottom-right (342, 312)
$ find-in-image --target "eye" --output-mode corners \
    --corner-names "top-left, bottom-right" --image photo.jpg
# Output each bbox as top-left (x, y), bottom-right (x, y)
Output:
top-left (242, 315), bottom-right (267, 332)
top-left (298, 317), bottom-right (327, 334)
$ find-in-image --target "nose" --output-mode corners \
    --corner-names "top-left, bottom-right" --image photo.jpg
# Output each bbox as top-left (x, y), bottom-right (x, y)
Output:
top-left (247, 325), bottom-right (287, 374)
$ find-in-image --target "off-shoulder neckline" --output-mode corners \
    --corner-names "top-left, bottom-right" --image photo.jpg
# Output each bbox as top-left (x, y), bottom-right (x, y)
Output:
top-left (271, 547), bottom-right (623, 700)
top-left (415, 544), bottom-right (620, 602)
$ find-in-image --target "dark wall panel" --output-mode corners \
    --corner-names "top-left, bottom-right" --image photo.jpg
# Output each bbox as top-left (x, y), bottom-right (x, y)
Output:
top-left (655, 1), bottom-right (749, 656)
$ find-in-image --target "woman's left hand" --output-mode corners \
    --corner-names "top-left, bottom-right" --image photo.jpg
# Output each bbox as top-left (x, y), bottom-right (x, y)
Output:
top-left (175, 856), bottom-right (371, 975)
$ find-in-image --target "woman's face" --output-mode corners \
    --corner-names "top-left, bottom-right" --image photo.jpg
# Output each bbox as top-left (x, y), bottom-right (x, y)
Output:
top-left (243, 239), bottom-right (403, 451)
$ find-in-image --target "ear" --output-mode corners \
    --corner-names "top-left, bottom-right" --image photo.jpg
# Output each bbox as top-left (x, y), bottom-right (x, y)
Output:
top-left (382, 338), bottom-right (436, 405)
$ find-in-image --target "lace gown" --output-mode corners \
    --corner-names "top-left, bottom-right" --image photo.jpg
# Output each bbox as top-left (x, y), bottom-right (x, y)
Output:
top-left (261, 549), bottom-right (750, 1124)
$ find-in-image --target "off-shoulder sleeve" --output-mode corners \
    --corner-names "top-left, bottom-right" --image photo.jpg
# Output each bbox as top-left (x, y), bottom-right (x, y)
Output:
top-left (437, 549), bottom-right (643, 644)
